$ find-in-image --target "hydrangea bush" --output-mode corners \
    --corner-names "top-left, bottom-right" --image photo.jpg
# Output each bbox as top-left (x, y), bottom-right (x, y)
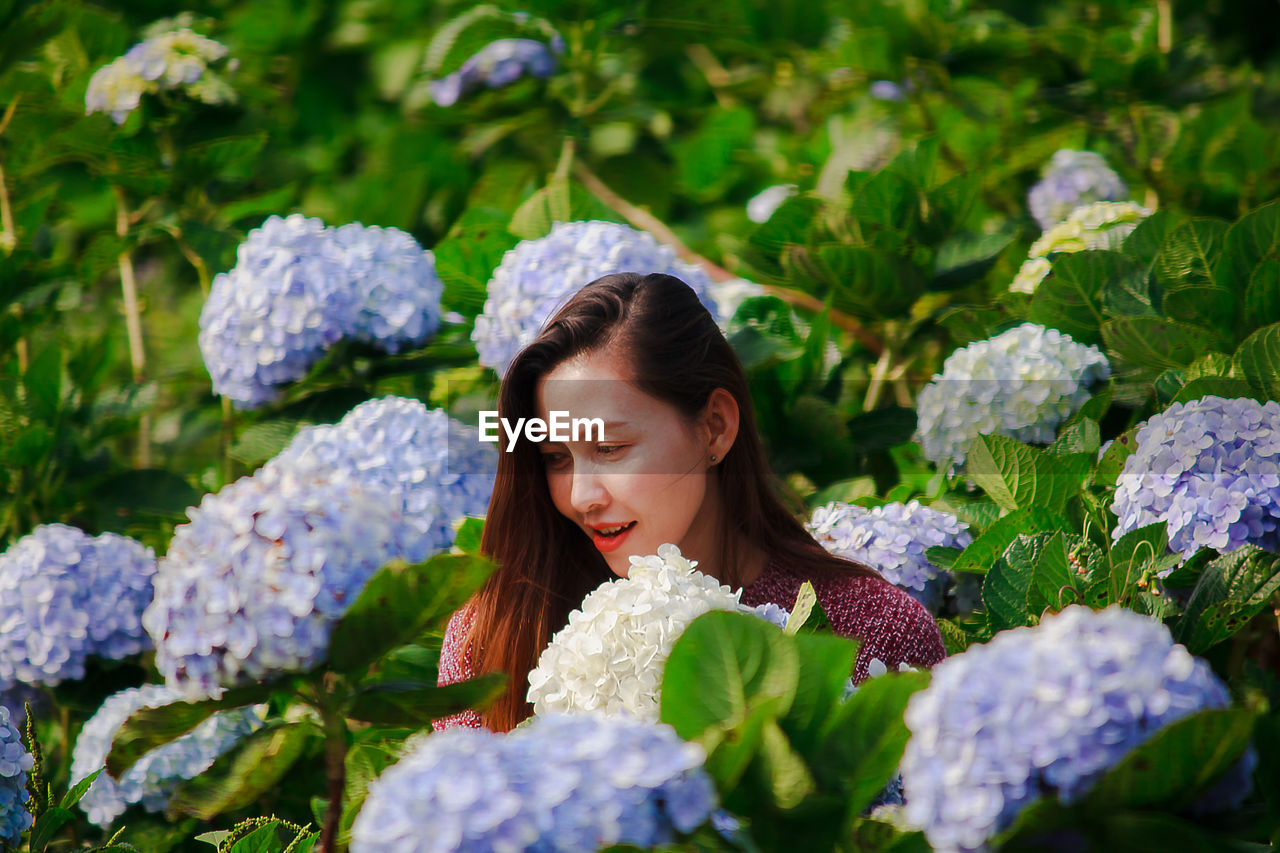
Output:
top-left (269, 396), bottom-right (497, 563)
top-left (0, 524), bottom-right (157, 689)
top-left (1111, 396), bottom-right (1280, 561)
top-left (805, 500), bottom-right (973, 611)
top-left (1010, 201), bottom-right (1152, 293)
top-left (349, 713), bottom-right (716, 852)
top-left (430, 35), bottom-right (564, 106)
top-left (914, 323), bottom-right (1110, 472)
top-left (471, 221), bottom-right (721, 377)
top-left (85, 27), bottom-right (235, 124)
top-left (1027, 149), bottom-right (1128, 230)
top-left (70, 685), bottom-right (264, 827)
top-left (199, 214), bottom-right (444, 408)
top-left (527, 543), bottom-right (761, 719)
top-left (900, 606), bottom-right (1248, 853)
top-left (0, 706), bottom-right (33, 847)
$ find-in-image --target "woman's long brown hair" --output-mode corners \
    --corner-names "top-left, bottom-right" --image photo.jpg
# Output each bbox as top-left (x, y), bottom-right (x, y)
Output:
top-left (465, 272), bottom-right (878, 731)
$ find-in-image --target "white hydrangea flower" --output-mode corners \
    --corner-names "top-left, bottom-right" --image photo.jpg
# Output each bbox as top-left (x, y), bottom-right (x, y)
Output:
top-left (707, 277), bottom-right (766, 325)
top-left (1010, 201), bottom-right (1151, 294)
top-left (746, 184), bottom-right (798, 223)
top-left (527, 544), bottom-right (761, 720)
top-left (85, 27), bottom-right (235, 124)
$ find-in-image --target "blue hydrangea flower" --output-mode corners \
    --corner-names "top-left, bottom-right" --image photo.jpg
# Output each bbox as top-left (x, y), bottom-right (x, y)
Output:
top-left (0, 705), bottom-right (33, 846)
top-left (472, 221), bottom-right (722, 377)
top-left (349, 713), bottom-right (716, 852)
top-left (199, 215), bottom-right (444, 409)
top-left (1028, 150), bottom-right (1128, 231)
top-left (142, 464), bottom-right (402, 699)
top-left (1111, 396), bottom-right (1280, 561)
top-left (270, 396), bottom-right (497, 564)
top-left (748, 602), bottom-right (791, 630)
top-left (0, 686), bottom-right (45, 730)
top-left (900, 605), bottom-right (1249, 853)
top-left (805, 500), bottom-right (973, 612)
top-left (85, 27), bottom-right (235, 124)
top-left (70, 684), bottom-right (263, 827)
top-left (0, 524), bottom-right (156, 689)
top-left (429, 36), bottom-right (564, 107)
top-left (914, 323), bottom-right (1110, 473)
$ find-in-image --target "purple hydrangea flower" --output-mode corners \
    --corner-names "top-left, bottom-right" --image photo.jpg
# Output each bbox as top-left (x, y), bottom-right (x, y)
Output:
top-left (1111, 396), bottom-right (1280, 562)
top-left (1028, 150), bottom-right (1128, 230)
top-left (914, 323), bottom-right (1110, 473)
top-left (806, 500), bottom-right (972, 612)
top-left (349, 713), bottom-right (716, 852)
top-left (472, 221), bottom-right (721, 378)
top-left (429, 36), bottom-right (563, 107)
top-left (0, 705), bottom-right (33, 846)
top-left (0, 524), bottom-right (156, 689)
top-left (199, 214), bottom-right (444, 409)
top-left (270, 397), bottom-right (497, 564)
top-left (70, 684), bottom-right (263, 827)
top-left (901, 605), bottom-right (1249, 853)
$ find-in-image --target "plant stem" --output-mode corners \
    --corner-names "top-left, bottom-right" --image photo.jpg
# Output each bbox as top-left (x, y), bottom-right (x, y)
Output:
top-left (1156, 0), bottom-right (1172, 54)
top-left (113, 184), bottom-right (151, 467)
top-left (318, 687), bottom-right (348, 853)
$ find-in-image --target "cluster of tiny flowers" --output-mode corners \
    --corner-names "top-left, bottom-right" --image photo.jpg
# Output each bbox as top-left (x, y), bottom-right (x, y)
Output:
top-left (1111, 396), bottom-right (1280, 562)
top-left (746, 184), bottom-right (798, 223)
top-left (430, 34), bottom-right (564, 107)
top-left (1010, 201), bottom-right (1151, 294)
top-left (914, 323), bottom-right (1110, 473)
top-left (1027, 150), bottom-right (1128, 230)
top-left (349, 713), bottom-right (716, 852)
top-left (0, 524), bottom-right (156, 689)
top-left (805, 501), bottom-right (973, 613)
top-left (270, 397), bottom-right (496, 563)
top-left (199, 214), bottom-right (444, 408)
top-left (0, 706), bottom-right (33, 846)
top-left (70, 684), bottom-right (264, 827)
top-left (527, 544), bottom-right (759, 719)
top-left (85, 28), bottom-right (235, 124)
top-left (472, 221), bottom-right (721, 377)
top-left (142, 464), bottom-right (402, 699)
top-left (900, 606), bottom-right (1247, 853)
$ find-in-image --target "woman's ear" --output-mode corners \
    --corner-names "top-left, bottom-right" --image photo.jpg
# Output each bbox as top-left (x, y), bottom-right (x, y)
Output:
top-left (702, 388), bottom-right (740, 462)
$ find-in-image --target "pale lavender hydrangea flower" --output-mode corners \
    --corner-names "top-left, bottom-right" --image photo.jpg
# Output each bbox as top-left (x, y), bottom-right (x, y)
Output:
top-left (430, 35), bottom-right (564, 107)
top-left (142, 464), bottom-right (403, 699)
top-left (269, 397), bottom-right (497, 564)
top-left (349, 713), bottom-right (715, 852)
top-left (806, 500), bottom-right (972, 612)
top-left (70, 684), bottom-right (263, 827)
top-left (1028, 150), bottom-right (1128, 230)
top-left (85, 28), bottom-right (234, 124)
top-left (0, 524), bottom-right (156, 689)
top-left (914, 323), bottom-right (1110, 473)
top-left (900, 606), bottom-right (1249, 853)
top-left (1111, 396), bottom-right (1280, 562)
top-left (472, 221), bottom-right (721, 378)
top-left (0, 706), bottom-right (33, 846)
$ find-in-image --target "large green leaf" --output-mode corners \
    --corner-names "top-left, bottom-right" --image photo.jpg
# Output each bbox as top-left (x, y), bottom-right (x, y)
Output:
top-left (964, 435), bottom-right (1077, 513)
top-left (1152, 219), bottom-right (1232, 326)
top-left (820, 245), bottom-right (923, 319)
top-left (1108, 523), bottom-right (1170, 604)
top-left (1102, 317), bottom-right (1226, 371)
top-left (1174, 545), bottom-right (1280, 653)
top-left (1243, 260), bottom-right (1280, 329)
top-left (672, 106), bottom-right (755, 201)
top-left (1233, 323), bottom-right (1280, 401)
top-left (350, 675), bottom-right (506, 726)
top-left (742, 196), bottom-right (823, 283)
top-left (1029, 250), bottom-right (1143, 344)
top-left (166, 723), bottom-right (315, 820)
top-left (1214, 199), bottom-right (1280, 296)
top-left (1121, 209), bottom-right (1186, 270)
top-left (782, 631), bottom-right (859, 755)
top-left (328, 553), bottom-right (497, 673)
top-left (981, 551), bottom-right (1034, 629)
top-left (1004, 532), bottom-right (1081, 615)
top-left (951, 508), bottom-right (1069, 574)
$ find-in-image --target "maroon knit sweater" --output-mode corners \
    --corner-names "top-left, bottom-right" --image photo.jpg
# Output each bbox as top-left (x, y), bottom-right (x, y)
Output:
top-left (433, 551), bottom-right (946, 730)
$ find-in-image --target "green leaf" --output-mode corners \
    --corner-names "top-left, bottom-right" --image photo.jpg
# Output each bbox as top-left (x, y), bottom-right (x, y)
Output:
top-left (1171, 376), bottom-right (1252, 405)
top-left (166, 723), bottom-right (314, 820)
top-left (752, 718), bottom-right (818, 809)
top-left (672, 106), bottom-right (755, 201)
top-left (328, 553), bottom-right (497, 673)
top-left (964, 435), bottom-right (1076, 513)
top-left (508, 177), bottom-right (620, 240)
top-left (1233, 323), bottom-right (1280, 401)
top-left (784, 581), bottom-right (830, 635)
top-left (22, 341), bottom-right (62, 421)
top-left (1048, 418), bottom-right (1100, 456)
top-left (743, 196), bottom-right (823, 283)
top-left (106, 684), bottom-right (275, 779)
top-left (1004, 532), bottom-right (1080, 615)
top-left (1215, 199), bottom-right (1280, 297)
top-left (821, 245), bottom-right (923, 319)
top-left (931, 229), bottom-right (1017, 291)
top-left (1094, 426), bottom-right (1140, 488)
top-left (1243, 260), bottom-right (1280, 329)
top-left (952, 507), bottom-right (1069, 574)
top-left (29, 806), bottom-right (75, 853)
top-left (60, 768), bottom-right (102, 809)
top-left (1084, 708), bottom-right (1256, 810)
top-left (450, 516), bottom-right (485, 556)
top-left (845, 407), bottom-right (916, 454)
top-left (350, 675), bottom-right (506, 726)
top-left (935, 618), bottom-right (975, 655)
top-left (1029, 251), bottom-right (1142, 344)
top-left (1109, 523), bottom-right (1169, 604)
top-left (1174, 545), bottom-right (1280, 653)
top-left (1121, 208), bottom-right (1187, 269)
top-left (92, 469), bottom-right (200, 520)
top-left (1102, 317), bottom-right (1227, 371)
top-left (982, 552), bottom-right (1034, 630)
top-left (1152, 219), bottom-right (1231, 326)
top-left (924, 546), bottom-right (961, 571)
top-left (422, 5), bottom-right (556, 76)
top-left (782, 631), bottom-right (859, 755)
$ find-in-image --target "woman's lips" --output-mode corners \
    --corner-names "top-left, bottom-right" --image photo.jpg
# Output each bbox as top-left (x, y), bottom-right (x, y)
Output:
top-left (591, 521), bottom-right (636, 553)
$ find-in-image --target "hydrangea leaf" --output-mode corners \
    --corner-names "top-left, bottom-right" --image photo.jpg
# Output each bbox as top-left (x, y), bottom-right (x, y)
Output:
top-left (783, 631), bottom-right (858, 754)
top-left (91, 468), bottom-right (201, 520)
top-left (1214, 198), bottom-right (1280, 299)
top-left (1102, 316), bottom-right (1227, 371)
top-left (1174, 545), bottom-right (1280, 654)
top-left (1048, 416), bottom-right (1101, 456)
top-left (450, 516), bottom-right (485, 557)
top-left (935, 618), bottom-right (976, 655)
top-left (338, 726), bottom-right (414, 846)
top-left (1083, 708), bottom-right (1256, 811)
top-left (430, 208), bottom-right (518, 314)
top-left (821, 245), bottom-right (923, 319)
top-left (845, 406), bottom-right (917, 454)
top-left (348, 675), bottom-right (506, 726)
top-left (1093, 425), bottom-right (1139, 488)
top-left (981, 549), bottom-right (1035, 630)
top-left (1155, 220), bottom-right (1233, 327)
top-left (166, 722), bottom-right (314, 821)
top-left (1234, 323), bottom-right (1280, 401)
top-left (965, 434), bottom-right (1076, 513)
top-left (1029, 250), bottom-right (1137, 345)
top-left (328, 553), bottom-right (497, 674)
top-left (1121, 209), bottom-right (1186, 270)
top-left (931, 228), bottom-right (1017, 291)
top-left (951, 507), bottom-right (1069, 574)
top-left (1171, 376), bottom-right (1253, 405)
top-left (508, 178), bottom-right (618, 240)
top-left (752, 718), bottom-right (818, 810)
top-left (1003, 532), bottom-right (1080, 616)
top-left (1244, 260), bottom-right (1280, 329)
top-left (742, 195), bottom-right (823, 283)
top-left (422, 6), bottom-right (553, 77)
top-left (672, 106), bottom-right (755, 201)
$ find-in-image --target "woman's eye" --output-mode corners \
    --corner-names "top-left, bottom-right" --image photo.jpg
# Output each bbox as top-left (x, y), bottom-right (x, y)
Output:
top-left (597, 445), bottom-right (627, 457)
top-left (541, 452), bottom-right (569, 468)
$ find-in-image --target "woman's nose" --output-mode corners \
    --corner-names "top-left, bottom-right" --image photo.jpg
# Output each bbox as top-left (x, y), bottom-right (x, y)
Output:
top-left (568, 467), bottom-right (608, 514)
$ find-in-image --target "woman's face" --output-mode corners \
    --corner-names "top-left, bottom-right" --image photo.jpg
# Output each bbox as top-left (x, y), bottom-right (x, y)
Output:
top-left (534, 347), bottom-right (733, 578)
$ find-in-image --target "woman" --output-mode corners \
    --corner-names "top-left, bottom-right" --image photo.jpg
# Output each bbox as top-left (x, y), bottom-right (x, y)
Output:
top-left (437, 272), bottom-right (944, 731)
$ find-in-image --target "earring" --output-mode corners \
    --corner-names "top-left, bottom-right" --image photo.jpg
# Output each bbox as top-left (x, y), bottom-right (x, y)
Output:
top-left (709, 455), bottom-right (718, 463)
